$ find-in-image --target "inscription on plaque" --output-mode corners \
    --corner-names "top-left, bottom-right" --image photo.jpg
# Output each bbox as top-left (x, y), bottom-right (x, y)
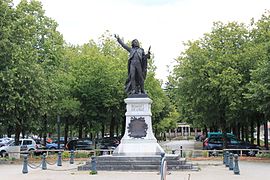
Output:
top-left (127, 117), bottom-right (148, 138)
top-left (131, 104), bottom-right (144, 112)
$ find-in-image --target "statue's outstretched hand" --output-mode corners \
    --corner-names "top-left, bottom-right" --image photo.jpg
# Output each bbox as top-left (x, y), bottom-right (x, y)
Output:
top-left (114, 34), bottom-right (119, 39)
top-left (148, 46), bottom-right (151, 54)
top-left (146, 46), bottom-right (151, 58)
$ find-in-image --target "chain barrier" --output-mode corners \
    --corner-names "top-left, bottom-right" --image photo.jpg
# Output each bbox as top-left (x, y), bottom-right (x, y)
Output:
top-left (27, 161), bottom-right (42, 169)
top-left (45, 159), bottom-right (57, 165)
top-left (21, 151), bottom-right (80, 174)
top-left (62, 158), bottom-right (70, 162)
top-left (46, 167), bottom-right (78, 171)
top-left (20, 149), bottom-right (113, 174)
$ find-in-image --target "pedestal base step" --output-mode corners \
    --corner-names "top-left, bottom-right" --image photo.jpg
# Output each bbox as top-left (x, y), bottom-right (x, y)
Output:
top-left (78, 155), bottom-right (194, 171)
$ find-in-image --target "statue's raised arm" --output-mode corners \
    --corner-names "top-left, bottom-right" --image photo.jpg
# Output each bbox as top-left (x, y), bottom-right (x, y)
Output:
top-left (114, 34), bottom-right (131, 52)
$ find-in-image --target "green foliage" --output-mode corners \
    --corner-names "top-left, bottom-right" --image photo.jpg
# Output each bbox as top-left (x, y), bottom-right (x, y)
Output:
top-left (89, 170), bottom-right (98, 175)
top-left (154, 106), bottom-right (179, 134)
top-left (256, 152), bottom-right (270, 158)
top-left (170, 15), bottom-right (270, 138)
top-left (245, 11), bottom-right (270, 115)
top-left (0, 0), bottom-right (64, 141)
top-left (75, 152), bottom-right (91, 158)
top-left (0, 2), bottom-right (174, 140)
top-left (202, 151), bottom-right (208, 157)
top-left (61, 151), bottom-right (70, 159)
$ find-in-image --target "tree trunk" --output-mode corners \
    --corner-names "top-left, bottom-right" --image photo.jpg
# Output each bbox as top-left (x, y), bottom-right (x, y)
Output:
top-left (121, 116), bottom-right (125, 137)
top-left (250, 120), bottom-right (254, 144)
top-left (263, 118), bottom-right (269, 150)
top-left (116, 120), bottom-right (119, 137)
top-left (203, 126), bottom-right (208, 137)
top-left (241, 125), bottom-right (245, 141)
top-left (64, 117), bottom-right (69, 145)
top-left (245, 125), bottom-right (249, 142)
top-left (21, 120), bottom-right (25, 139)
top-left (43, 114), bottom-right (47, 146)
top-left (90, 132), bottom-right (93, 140)
top-left (257, 119), bottom-right (261, 146)
top-left (70, 128), bottom-right (73, 138)
top-left (84, 127), bottom-right (88, 138)
top-left (236, 123), bottom-right (241, 139)
top-left (78, 120), bottom-right (83, 139)
top-left (101, 122), bottom-right (105, 137)
top-left (15, 119), bottom-right (22, 145)
top-left (232, 125), bottom-right (236, 137)
top-left (220, 110), bottom-right (227, 148)
top-left (110, 115), bottom-right (116, 137)
top-left (163, 132), bottom-right (166, 141)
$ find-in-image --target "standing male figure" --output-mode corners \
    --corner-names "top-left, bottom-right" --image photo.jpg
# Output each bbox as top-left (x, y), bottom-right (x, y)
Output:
top-left (115, 34), bottom-right (151, 95)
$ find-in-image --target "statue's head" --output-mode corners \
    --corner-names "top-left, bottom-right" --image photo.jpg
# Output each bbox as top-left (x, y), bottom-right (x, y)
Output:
top-left (131, 39), bottom-right (140, 48)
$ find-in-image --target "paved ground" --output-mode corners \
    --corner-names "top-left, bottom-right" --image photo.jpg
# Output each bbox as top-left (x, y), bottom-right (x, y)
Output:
top-left (1, 140), bottom-right (269, 180)
top-left (1, 159), bottom-right (270, 180)
top-left (162, 140), bottom-right (196, 151)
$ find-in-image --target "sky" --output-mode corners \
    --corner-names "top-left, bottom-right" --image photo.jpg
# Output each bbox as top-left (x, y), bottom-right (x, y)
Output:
top-left (16, 0), bottom-right (270, 82)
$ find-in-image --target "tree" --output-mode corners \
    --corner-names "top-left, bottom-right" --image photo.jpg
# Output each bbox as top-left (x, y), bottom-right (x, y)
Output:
top-left (172, 21), bottom-right (251, 147)
top-left (0, 0), bottom-right (64, 143)
top-left (245, 11), bottom-right (270, 149)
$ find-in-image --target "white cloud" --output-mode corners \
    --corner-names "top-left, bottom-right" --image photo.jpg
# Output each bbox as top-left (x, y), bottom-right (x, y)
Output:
top-left (25, 0), bottom-right (270, 81)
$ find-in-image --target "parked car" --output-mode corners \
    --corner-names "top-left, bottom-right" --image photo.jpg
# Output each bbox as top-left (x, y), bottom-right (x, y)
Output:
top-left (203, 136), bottom-right (260, 156)
top-left (19, 139), bottom-right (37, 152)
top-left (46, 140), bottom-right (65, 150)
top-left (195, 134), bottom-right (205, 141)
top-left (65, 138), bottom-right (94, 150)
top-left (0, 138), bottom-right (13, 147)
top-left (207, 132), bottom-right (236, 138)
top-left (95, 137), bottom-right (120, 149)
top-left (0, 139), bottom-right (36, 157)
top-left (33, 139), bottom-right (46, 150)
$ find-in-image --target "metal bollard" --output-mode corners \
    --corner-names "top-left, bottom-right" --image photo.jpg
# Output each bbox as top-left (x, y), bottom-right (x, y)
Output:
top-left (233, 154), bottom-right (240, 175)
top-left (229, 153), bottom-right (233, 170)
top-left (57, 151), bottom-right (62, 166)
top-left (180, 146), bottom-right (183, 158)
top-left (225, 151), bottom-right (229, 167)
top-left (160, 153), bottom-right (166, 180)
top-left (42, 153), bottom-right (47, 170)
top-left (160, 152), bottom-right (165, 179)
top-left (22, 155), bottom-right (28, 174)
top-left (160, 152), bottom-right (165, 173)
top-left (70, 150), bottom-right (74, 164)
top-left (90, 156), bottom-right (97, 174)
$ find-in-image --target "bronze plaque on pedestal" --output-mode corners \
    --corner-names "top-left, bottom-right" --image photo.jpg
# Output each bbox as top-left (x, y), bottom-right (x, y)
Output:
top-left (127, 117), bottom-right (148, 138)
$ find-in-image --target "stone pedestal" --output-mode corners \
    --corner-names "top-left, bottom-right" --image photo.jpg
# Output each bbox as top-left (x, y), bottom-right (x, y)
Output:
top-left (113, 97), bottom-right (164, 156)
top-left (78, 97), bottom-right (195, 171)
top-left (8, 146), bottom-right (20, 159)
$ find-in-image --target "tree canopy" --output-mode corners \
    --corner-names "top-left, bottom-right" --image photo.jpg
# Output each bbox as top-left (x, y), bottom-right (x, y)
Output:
top-left (170, 11), bottom-right (270, 148)
top-left (0, 1), bottom-right (171, 142)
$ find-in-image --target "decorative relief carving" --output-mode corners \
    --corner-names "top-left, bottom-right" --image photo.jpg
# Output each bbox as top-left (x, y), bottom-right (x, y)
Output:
top-left (127, 117), bottom-right (148, 138)
top-left (131, 104), bottom-right (144, 111)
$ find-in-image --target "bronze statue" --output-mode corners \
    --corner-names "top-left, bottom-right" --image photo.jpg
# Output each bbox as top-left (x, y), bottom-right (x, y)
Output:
top-left (115, 34), bottom-right (151, 96)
